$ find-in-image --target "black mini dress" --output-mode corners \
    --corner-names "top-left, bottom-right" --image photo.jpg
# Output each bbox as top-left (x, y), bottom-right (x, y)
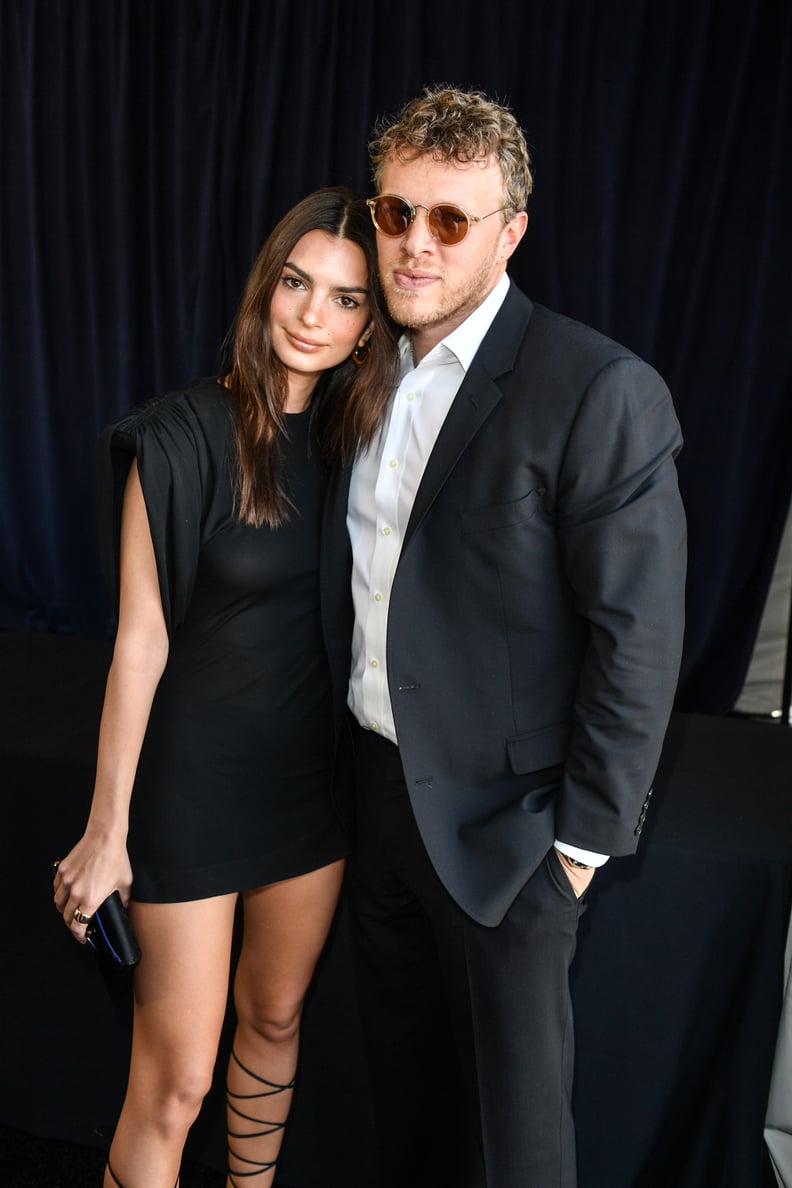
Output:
top-left (97, 378), bottom-right (350, 902)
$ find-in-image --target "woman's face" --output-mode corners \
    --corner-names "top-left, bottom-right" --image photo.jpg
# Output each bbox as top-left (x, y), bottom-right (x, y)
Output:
top-left (270, 229), bottom-right (372, 410)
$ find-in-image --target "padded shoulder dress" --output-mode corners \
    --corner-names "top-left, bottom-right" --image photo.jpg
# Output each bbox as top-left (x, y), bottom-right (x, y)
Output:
top-left (96, 378), bottom-right (350, 902)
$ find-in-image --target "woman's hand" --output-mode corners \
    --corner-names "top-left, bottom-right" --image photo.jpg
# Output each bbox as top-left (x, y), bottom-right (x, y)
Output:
top-left (53, 835), bottom-right (133, 944)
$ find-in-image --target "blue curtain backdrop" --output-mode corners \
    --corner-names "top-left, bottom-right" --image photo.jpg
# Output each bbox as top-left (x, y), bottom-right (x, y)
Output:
top-left (1, 0), bottom-right (790, 713)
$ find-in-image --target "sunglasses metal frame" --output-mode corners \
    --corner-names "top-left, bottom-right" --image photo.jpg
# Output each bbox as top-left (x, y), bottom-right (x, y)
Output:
top-left (366, 194), bottom-right (507, 246)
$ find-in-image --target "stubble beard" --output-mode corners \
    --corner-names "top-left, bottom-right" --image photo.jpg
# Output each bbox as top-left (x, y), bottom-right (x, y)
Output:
top-left (380, 248), bottom-right (503, 332)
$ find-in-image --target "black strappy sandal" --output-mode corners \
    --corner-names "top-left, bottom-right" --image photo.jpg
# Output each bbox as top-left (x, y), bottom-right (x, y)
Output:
top-left (226, 1048), bottom-right (295, 1184)
top-left (106, 1157), bottom-right (178, 1187)
top-left (106, 1161), bottom-right (124, 1188)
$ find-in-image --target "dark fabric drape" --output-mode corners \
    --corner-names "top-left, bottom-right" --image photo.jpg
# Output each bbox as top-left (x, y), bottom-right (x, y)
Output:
top-left (2, 0), bottom-right (790, 711)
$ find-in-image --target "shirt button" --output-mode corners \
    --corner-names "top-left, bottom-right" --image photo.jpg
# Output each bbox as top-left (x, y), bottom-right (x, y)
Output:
top-left (370, 720), bottom-right (379, 731)
top-left (388, 459), bottom-right (398, 469)
top-left (374, 592), bottom-right (383, 603)
top-left (406, 392), bottom-right (416, 402)
top-left (370, 658), bottom-right (379, 668)
top-left (382, 526), bottom-right (392, 536)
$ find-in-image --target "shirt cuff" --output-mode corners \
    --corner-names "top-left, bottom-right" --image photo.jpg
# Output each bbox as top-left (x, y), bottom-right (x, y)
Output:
top-left (554, 840), bottom-right (610, 867)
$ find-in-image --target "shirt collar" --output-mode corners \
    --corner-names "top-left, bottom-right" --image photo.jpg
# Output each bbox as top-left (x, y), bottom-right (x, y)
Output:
top-left (443, 273), bottom-right (511, 370)
top-left (399, 273), bottom-right (512, 374)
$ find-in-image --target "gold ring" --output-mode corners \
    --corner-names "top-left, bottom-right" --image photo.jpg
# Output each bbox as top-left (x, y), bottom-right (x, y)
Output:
top-left (73, 906), bottom-right (93, 925)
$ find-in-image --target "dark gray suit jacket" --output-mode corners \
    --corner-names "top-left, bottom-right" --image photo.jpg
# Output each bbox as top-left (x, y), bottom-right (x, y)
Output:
top-left (332, 281), bottom-right (687, 927)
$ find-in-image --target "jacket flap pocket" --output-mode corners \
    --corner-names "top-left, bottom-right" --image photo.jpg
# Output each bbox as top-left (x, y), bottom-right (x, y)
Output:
top-left (507, 723), bottom-right (571, 774)
top-left (461, 488), bottom-right (545, 535)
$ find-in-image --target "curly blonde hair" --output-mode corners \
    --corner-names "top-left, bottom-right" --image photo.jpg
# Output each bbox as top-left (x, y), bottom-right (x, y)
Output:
top-left (369, 85), bottom-right (533, 217)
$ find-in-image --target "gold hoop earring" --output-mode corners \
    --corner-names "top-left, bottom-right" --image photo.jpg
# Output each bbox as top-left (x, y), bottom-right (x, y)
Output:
top-left (352, 339), bottom-right (370, 367)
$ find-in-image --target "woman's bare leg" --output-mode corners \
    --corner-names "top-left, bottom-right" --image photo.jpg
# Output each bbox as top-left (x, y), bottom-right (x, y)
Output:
top-left (105, 893), bottom-right (238, 1188)
top-left (226, 859), bottom-right (345, 1187)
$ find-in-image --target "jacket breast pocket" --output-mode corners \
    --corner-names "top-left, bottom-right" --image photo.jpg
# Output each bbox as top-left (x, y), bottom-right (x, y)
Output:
top-left (461, 487), bottom-right (546, 535)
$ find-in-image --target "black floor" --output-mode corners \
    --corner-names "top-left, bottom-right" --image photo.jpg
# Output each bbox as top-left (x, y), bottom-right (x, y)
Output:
top-left (0, 1127), bottom-right (226, 1188)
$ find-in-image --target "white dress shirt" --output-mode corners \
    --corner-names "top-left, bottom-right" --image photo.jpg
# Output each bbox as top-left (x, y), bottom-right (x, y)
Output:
top-left (347, 274), bottom-right (608, 867)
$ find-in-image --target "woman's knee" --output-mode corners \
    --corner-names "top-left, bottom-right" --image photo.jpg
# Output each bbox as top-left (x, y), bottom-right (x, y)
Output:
top-left (237, 997), bottom-right (304, 1046)
top-left (167, 1063), bottom-right (215, 1116)
top-left (130, 1058), bottom-right (215, 1134)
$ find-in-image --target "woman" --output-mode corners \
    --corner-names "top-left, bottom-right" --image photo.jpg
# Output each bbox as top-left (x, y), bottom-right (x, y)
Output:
top-left (52, 187), bottom-right (397, 1188)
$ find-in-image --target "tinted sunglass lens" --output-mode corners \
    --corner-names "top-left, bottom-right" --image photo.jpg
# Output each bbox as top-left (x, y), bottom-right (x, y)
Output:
top-left (376, 197), bottom-right (412, 236)
top-left (430, 205), bottom-right (469, 244)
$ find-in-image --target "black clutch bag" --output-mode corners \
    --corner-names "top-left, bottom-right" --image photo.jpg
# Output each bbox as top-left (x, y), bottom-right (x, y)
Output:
top-left (86, 890), bottom-right (141, 969)
top-left (52, 859), bottom-right (141, 996)
top-left (85, 891), bottom-right (141, 998)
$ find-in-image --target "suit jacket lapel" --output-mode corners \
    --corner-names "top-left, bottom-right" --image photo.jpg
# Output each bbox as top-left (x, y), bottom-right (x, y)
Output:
top-left (403, 285), bottom-right (534, 549)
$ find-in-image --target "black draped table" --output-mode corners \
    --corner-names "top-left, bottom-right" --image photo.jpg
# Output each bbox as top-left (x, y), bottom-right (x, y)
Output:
top-left (1, 631), bottom-right (791, 1187)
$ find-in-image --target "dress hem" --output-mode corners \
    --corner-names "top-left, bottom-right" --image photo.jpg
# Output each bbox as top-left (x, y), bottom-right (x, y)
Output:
top-left (130, 832), bottom-right (351, 904)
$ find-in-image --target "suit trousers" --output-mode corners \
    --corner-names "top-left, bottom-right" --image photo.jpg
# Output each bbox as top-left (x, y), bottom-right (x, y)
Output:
top-left (346, 725), bottom-right (585, 1188)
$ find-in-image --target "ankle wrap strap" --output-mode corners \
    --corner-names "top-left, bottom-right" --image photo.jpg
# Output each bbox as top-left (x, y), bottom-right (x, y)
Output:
top-left (228, 1048), bottom-right (296, 1096)
top-left (106, 1159), bottom-right (178, 1188)
top-left (227, 1049), bottom-right (295, 1185)
top-left (106, 1161), bottom-right (124, 1188)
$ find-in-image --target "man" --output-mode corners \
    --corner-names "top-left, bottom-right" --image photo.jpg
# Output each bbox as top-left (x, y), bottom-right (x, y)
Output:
top-left (344, 86), bottom-right (686, 1188)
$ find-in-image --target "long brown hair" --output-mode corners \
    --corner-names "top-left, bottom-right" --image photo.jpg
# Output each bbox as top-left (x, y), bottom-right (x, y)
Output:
top-left (221, 186), bottom-right (398, 528)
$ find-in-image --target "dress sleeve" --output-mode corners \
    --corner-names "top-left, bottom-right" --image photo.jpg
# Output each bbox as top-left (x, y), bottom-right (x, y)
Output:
top-left (95, 392), bottom-right (213, 638)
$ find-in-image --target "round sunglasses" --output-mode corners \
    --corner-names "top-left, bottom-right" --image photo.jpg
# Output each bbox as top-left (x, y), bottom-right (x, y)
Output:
top-left (366, 194), bottom-right (507, 246)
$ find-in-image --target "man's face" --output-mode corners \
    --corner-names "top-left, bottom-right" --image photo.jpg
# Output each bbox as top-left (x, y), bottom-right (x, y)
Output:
top-left (375, 154), bottom-right (527, 357)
